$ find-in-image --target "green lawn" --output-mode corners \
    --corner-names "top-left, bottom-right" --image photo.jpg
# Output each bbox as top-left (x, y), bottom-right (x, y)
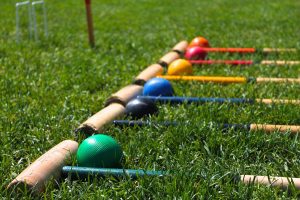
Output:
top-left (1, 0), bottom-right (300, 198)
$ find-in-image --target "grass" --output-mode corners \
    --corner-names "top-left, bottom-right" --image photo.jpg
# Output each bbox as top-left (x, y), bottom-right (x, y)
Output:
top-left (0, 0), bottom-right (300, 198)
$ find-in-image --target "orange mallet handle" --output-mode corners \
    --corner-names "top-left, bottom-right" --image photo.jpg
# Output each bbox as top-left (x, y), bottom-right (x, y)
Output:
top-left (189, 60), bottom-right (300, 66)
top-left (198, 48), bottom-right (297, 54)
top-left (7, 140), bottom-right (78, 193)
top-left (241, 175), bottom-right (300, 190)
top-left (85, 0), bottom-right (95, 47)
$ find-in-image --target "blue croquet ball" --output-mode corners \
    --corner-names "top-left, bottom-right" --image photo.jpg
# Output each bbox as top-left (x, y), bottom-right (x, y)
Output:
top-left (143, 78), bottom-right (174, 96)
top-left (125, 98), bottom-right (158, 119)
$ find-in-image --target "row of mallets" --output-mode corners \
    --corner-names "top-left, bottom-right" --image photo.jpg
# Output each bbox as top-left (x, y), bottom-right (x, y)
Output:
top-left (8, 40), bottom-right (300, 195)
top-left (160, 36), bottom-right (300, 83)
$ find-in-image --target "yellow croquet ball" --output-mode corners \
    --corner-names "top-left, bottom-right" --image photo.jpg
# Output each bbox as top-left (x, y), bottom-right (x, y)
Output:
top-left (167, 59), bottom-right (193, 75)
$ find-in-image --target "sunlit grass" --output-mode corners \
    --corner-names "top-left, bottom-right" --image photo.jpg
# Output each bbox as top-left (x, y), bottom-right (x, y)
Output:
top-left (0, 0), bottom-right (299, 198)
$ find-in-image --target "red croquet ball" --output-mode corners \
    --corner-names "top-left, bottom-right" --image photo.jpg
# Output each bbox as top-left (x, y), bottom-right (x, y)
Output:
top-left (184, 46), bottom-right (207, 60)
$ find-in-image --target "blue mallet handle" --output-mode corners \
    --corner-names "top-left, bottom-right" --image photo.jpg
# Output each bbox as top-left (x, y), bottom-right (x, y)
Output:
top-left (137, 96), bottom-right (254, 104)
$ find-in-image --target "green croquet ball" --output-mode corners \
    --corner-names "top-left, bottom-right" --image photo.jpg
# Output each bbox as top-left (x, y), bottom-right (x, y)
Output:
top-left (77, 134), bottom-right (123, 168)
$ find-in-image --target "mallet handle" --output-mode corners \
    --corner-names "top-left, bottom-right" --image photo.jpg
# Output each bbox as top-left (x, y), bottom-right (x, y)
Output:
top-left (160, 41), bottom-right (189, 64)
top-left (262, 48), bottom-right (298, 53)
top-left (157, 75), bottom-right (247, 84)
top-left (85, 0), bottom-right (95, 47)
top-left (189, 60), bottom-right (254, 65)
top-left (111, 85), bottom-right (143, 103)
top-left (113, 120), bottom-right (300, 134)
top-left (62, 166), bottom-right (166, 179)
top-left (63, 166), bottom-right (300, 190)
top-left (241, 175), bottom-right (300, 190)
top-left (256, 77), bottom-right (300, 83)
top-left (200, 48), bottom-right (256, 53)
top-left (135, 41), bottom-right (188, 82)
top-left (197, 48), bottom-right (297, 53)
top-left (158, 75), bottom-right (300, 84)
top-left (261, 60), bottom-right (300, 65)
top-left (250, 124), bottom-right (300, 133)
top-left (113, 120), bottom-right (179, 127)
top-left (137, 96), bottom-right (300, 105)
top-left (7, 140), bottom-right (78, 193)
top-left (255, 99), bottom-right (300, 105)
top-left (77, 84), bottom-right (142, 133)
top-left (78, 103), bottom-right (126, 133)
top-left (137, 96), bottom-right (255, 104)
top-left (135, 64), bottom-right (164, 82)
top-left (189, 60), bottom-right (300, 66)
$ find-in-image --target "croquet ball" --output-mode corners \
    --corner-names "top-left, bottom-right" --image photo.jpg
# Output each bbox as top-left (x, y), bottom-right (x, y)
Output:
top-left (188, 36), bottom-right (210, 48)
top-left (77, 134), bottom-right (123, 168)
top-left (125, 98), bottom-right (158, 119)
top-left (167, 59), bottom-right (193, 75)
top-left (143, 78), bottom-right (174, 96)
top-left (184, 46), bottom-right (207, 60)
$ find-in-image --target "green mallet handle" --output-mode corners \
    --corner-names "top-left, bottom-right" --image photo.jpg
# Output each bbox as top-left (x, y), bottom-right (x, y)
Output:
top-left (62, 166), bottom-right (166, 179)
top-left (63, 166), bottom-right (300, 190)
top-left (7, 140), bottom-right (78, 194)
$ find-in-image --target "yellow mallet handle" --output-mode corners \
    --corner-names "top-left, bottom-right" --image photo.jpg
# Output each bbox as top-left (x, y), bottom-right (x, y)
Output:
top-left (158, 75), bottom-right (300, 84)
top-left (157, 75), bottom-right (247, 84)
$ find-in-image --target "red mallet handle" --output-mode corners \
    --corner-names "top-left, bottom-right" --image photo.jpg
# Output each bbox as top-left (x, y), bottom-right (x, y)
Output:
top-left (189, 60), bottom-right (254, 65)
top-left (200, 48), bottom-right (256, 53)
top-left (85, 0), bottom-right (95, 47)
